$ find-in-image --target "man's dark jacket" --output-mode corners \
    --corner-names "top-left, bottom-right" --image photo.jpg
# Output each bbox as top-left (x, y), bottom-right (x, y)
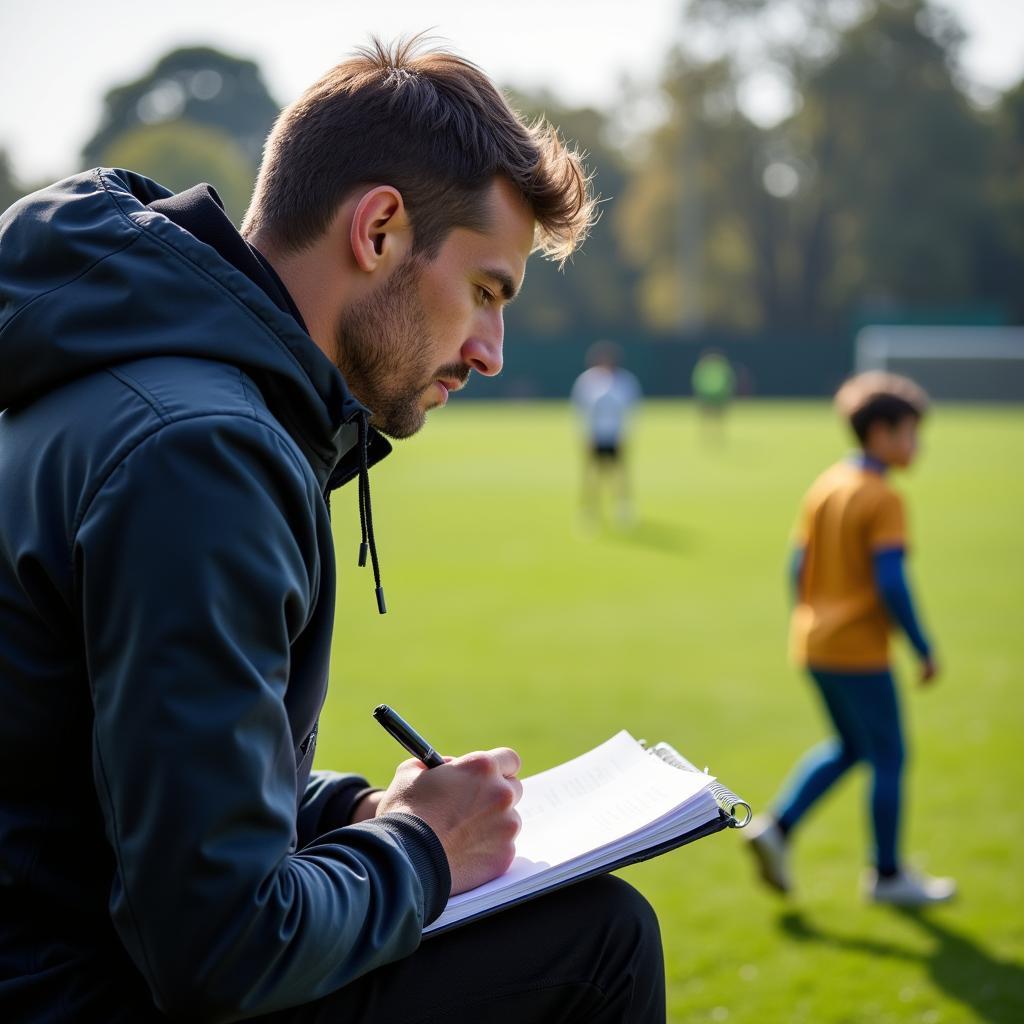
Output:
top-left (0, 169), bottom-right (449, 1021)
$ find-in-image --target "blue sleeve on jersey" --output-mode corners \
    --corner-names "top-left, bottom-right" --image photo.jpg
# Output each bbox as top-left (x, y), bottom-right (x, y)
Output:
top-left (873, 547), bottom-right (931, 658)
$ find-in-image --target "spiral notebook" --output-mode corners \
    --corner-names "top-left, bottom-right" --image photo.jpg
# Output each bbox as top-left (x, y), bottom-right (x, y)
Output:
top-left (424, 730), bottom-right (750, 936)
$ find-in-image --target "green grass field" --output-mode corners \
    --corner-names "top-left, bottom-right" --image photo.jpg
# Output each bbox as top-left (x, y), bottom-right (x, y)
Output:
top-left (315, 399), bottom-right (1024, 1024)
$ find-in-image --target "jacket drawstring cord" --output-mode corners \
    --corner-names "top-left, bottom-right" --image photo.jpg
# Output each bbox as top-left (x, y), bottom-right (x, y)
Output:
top-left (356, 412), bottom-right (386, 614)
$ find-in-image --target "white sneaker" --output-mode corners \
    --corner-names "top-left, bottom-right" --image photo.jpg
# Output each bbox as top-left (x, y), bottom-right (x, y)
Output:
top-left (745, 815), bottom-right (792, 894)
top-left (865, 867), bottom-right (957, 906)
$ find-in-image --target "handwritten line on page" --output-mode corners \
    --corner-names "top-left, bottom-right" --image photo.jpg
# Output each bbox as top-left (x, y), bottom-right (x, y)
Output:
top-left (424, 730), bottom-right (721, 935)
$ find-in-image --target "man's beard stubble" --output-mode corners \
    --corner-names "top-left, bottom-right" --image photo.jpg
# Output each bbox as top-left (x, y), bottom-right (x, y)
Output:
top-left (333, 258), bottom-right (431, 439)
top-left (333, 257), bottom-right (470, 440)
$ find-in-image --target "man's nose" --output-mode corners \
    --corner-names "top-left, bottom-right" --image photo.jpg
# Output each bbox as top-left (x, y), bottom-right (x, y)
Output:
top-left (460, 319), bottom-right (504, 377)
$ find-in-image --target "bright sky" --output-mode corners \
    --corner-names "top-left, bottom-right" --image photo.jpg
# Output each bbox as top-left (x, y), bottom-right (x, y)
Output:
top-left (1, 0), bottom-right (1022, 183)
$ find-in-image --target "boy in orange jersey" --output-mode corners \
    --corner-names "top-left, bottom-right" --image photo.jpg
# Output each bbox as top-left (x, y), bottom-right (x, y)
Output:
top-left (746, 372), bottom-right (956, 905)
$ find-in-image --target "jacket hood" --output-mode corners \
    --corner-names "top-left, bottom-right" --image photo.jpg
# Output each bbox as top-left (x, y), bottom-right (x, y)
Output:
top-left (0, 168), bottom-right (389, 482)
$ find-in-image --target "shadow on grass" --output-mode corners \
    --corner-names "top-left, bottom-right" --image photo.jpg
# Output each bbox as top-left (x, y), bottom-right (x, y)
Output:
top-left (778, 908), bottom-right (1024, 1023)
top-left (601, 518), bottom-right (692, 557)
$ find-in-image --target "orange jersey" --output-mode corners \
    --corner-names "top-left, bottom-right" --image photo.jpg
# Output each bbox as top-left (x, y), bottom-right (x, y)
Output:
top-left (789, 460), bottom-right (907, 670)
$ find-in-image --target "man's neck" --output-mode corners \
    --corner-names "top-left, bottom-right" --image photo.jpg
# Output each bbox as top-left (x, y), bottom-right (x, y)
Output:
top-left (246, 229), bottom-right (344, 368)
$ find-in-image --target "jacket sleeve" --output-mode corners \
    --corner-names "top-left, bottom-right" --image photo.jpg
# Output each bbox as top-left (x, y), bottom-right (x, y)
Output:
top-left (298, 770), bottom-right (380, 842)
top-left (74, 413), bottom-right (449, 1022)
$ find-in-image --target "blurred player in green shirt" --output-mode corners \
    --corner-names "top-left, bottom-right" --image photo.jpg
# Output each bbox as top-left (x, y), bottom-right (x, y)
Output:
top-left (691, 349), bottom-right (736, 442)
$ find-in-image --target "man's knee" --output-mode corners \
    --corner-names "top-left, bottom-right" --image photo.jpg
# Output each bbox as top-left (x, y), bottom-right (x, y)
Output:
top-left (582, 877), bottom-right (665, 1022)
top-left (593, 876), bottom-right (660, 936)
top-left (578, 875), bottom-right (664, 977)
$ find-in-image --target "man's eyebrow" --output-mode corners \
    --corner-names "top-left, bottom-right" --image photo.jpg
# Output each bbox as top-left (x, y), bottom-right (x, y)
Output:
top-left (481, 268), bottom-right (519, 303)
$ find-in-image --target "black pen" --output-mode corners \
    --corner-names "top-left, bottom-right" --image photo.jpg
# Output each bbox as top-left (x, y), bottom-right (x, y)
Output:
top-left (373, 704), bottom-right (445, 769)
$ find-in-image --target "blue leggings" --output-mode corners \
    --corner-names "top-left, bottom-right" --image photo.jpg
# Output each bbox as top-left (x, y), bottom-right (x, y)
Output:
top-left (774, 669), bottom-right (906, 874)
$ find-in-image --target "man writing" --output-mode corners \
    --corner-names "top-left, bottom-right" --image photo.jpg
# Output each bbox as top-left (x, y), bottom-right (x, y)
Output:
top-left (0, 38), bottom-right (664, 1022)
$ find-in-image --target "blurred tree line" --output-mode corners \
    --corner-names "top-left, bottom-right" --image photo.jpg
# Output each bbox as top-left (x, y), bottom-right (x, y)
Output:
top-left (612, 0), bottom-right (1024, 332)
top-left (81, 46), bottom-right (278, 222)
top-left (1, 0), bottom-right (1021, 337)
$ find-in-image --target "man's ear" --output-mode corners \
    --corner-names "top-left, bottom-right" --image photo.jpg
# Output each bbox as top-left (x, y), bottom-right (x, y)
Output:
top-left (349, 186), bottom-right (413, 273)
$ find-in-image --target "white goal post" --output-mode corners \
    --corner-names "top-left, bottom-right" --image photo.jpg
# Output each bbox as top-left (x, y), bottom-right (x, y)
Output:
top-left (854, 325), bottom-right (1024, 401)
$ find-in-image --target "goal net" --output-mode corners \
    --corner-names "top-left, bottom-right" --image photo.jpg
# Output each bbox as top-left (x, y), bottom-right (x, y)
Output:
top-left (854, 326), bottom-right (1024, 401)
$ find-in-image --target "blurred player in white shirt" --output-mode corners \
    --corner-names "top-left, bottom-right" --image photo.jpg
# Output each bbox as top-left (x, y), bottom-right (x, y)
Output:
top-left (571, 341), bottom-right (642, 527)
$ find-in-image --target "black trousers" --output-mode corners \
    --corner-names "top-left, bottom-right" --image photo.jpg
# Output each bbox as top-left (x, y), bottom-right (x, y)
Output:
top-left (255, 875), bottom-right (665, 1024)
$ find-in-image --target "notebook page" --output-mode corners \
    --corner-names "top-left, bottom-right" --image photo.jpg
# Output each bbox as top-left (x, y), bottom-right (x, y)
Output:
top-left (433, 731), bottom-right (715, 924)
top-left (514, 730), bottom-right (713, 863)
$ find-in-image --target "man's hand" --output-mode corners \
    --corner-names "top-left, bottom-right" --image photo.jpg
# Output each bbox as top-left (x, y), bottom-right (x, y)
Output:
top-left (919, 655), bottom-right (939, 686)
top-left (375, 748), bottom-right (523, 895)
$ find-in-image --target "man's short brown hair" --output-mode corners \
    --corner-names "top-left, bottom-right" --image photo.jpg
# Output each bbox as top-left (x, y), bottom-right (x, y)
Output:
top-left (242, 36), bottom-right (595, 264)
top-left (834, 371), bottom-right (930, 444)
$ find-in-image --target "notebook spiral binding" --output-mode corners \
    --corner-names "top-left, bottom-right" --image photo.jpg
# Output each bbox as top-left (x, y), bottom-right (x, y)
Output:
top-left (648, 742), bottom-right (752, 828)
